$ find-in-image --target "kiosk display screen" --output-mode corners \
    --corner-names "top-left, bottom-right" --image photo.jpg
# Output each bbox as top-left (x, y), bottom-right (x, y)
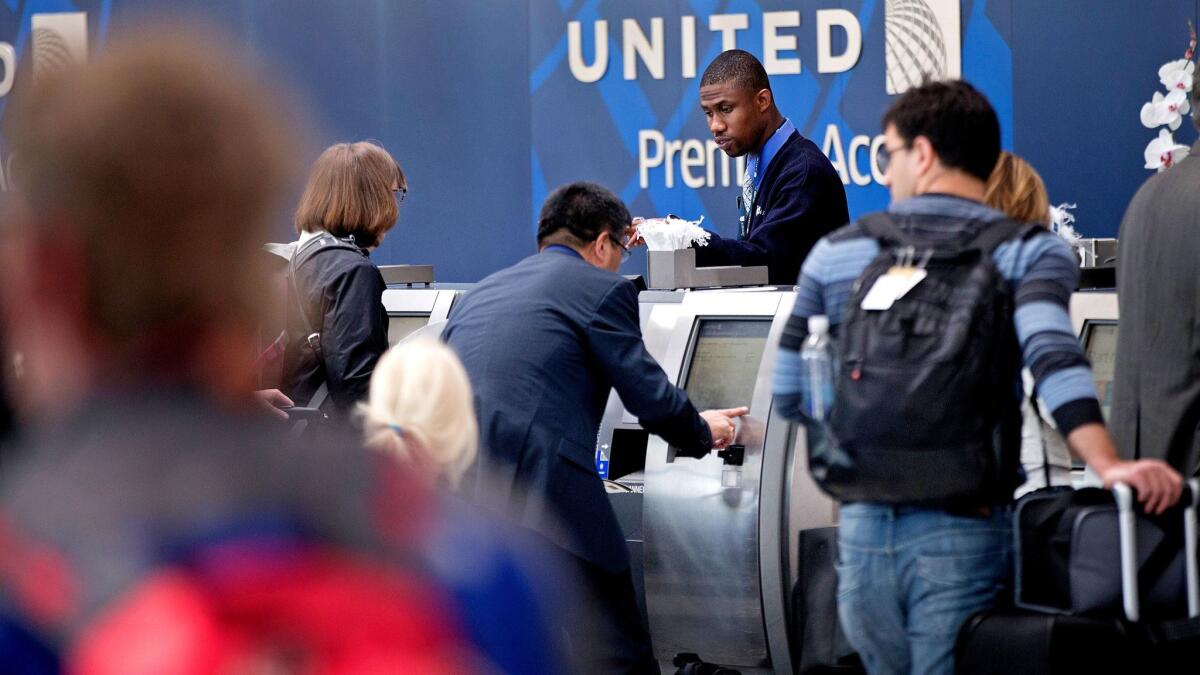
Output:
top-left (388, 315), bottom-right (430, 346)
top-left (1082, 320), bottom-right (1118, 420)
top-left (683, 319), bottom-right (772, 412)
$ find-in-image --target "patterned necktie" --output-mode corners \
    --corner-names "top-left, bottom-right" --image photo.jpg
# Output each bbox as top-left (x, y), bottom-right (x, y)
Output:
top-left (739, 154), bottom-right (759, 240)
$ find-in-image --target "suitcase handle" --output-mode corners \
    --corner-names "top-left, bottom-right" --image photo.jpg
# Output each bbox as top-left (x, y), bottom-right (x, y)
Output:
top-left (1187, 479), bottom-right (1200, 618)
top-left (1113, 479), bottom-right (1200, 622)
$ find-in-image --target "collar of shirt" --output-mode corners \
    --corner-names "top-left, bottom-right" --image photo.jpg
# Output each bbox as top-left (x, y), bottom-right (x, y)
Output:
top-left (889, 193), bottom-right (1006, 222)
top-left (750, 118), bottom-right (796, 190)
top-left (295, 229), bottom-right (371, 256)
top-left (543, 244), bottom-right (583, 260)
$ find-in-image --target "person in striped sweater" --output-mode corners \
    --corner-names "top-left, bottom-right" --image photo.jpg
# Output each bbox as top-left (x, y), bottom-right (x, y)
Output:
top-left (772, 80), bottom-right (1181, 675)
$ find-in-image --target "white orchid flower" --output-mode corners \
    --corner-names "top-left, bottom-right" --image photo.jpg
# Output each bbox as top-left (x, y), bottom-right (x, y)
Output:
top-left (1141, 92), bottom-right (1171, 127)
top-left (1141, 90), bottom-right (1192, 130)
top-left (1159, 58), bottom-right (1195, 92)
top-left (1144, 128), bottom-right (1190, 171)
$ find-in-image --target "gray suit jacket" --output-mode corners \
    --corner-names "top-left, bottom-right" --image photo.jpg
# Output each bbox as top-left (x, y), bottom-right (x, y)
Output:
top-left (1112, 140), bottom-right (1200, 476)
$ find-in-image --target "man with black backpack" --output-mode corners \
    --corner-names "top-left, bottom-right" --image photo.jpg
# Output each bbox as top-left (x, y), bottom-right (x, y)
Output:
top-left (772, 80), bottom-right (1182, 675)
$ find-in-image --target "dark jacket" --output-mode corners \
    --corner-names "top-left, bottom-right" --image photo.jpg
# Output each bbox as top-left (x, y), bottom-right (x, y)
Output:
top-left (695, 130), bottom-right (850, 285)
top-left (443, 247), bottom-right (712, 571)
top-left (283, 234), bottom-right (388, 413)
top-left (0, 391), bottom-right (575, 672)
top-left (1112, 140), bottom-right (1200, 476)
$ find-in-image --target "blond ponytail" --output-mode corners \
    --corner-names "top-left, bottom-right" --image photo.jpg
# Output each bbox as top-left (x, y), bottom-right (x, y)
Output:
top-left (359, 338), bottom-right (478, 487)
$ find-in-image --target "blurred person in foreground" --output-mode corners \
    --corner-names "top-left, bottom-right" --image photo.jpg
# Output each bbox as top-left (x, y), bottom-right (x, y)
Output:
top-left (984, 151), bottom-right (1073, 497)
top-left (360, 339), bottom-right (577, 674)
top-left (0, 25), bottom-right (548, 674)
top-left (360, 339), bottom-right (479, 488)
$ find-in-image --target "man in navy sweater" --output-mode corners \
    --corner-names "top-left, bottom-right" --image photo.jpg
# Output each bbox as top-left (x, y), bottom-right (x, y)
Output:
top-left (694, 50), bottom-right (849, 285)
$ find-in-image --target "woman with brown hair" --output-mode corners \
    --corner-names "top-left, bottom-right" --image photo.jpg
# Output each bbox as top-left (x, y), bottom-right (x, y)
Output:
top-left (984, 151), bottom-right (1072, 496)
top-left (282, 141), bottom-right (407, 415)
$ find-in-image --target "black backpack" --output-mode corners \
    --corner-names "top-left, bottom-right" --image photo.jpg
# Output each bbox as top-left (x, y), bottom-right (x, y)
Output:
top-left (808, 212), bottom-right (1039, 507)
top-left (256, 233), bottom-right (363, 412)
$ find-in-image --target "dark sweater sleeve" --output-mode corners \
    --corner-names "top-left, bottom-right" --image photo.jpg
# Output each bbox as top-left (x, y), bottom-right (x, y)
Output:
top-left (586, 280), bottom-right (713, 458)
top-left (695, 149), bottom-right (848, 285)
top-left (319, 262), bottom-right (389, 409)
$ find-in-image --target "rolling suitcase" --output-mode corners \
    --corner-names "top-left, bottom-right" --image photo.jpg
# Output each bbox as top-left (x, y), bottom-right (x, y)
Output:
top-left (956, 480), bottom-right (1200, 674)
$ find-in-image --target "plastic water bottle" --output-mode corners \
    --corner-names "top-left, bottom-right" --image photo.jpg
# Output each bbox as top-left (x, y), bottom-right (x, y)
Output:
top-left (595, 441), bottom-right (611, 479)
top-left (801, 315), bottom-right (835, 421)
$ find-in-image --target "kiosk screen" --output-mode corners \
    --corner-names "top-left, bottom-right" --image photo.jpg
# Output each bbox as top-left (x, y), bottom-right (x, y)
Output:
top-left (388, 315), bottom-right (430, 346)
top-left (683, 319), bottom-right (772, 411)
top-left (1082, 320), bottom-right (1118, 420)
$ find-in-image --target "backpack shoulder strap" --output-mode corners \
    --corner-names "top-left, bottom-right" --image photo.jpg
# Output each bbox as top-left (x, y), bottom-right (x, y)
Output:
top-left (858, 211), bottom-right (916, 248)
top-left (287, 233), bottom-right (364, 338)
top-left (965, 218), bottom-right (1041, 255)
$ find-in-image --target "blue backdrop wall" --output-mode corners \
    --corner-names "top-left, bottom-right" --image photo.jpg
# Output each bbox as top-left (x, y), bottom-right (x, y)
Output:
top-left (1, 1), bottom-right (1197, 281)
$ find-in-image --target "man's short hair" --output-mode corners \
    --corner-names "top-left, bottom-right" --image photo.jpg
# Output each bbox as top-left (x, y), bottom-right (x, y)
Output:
top-left (536, 182), bottom-right (630, 248)
top-left (294, 141), bottom-right (404, 249)
top-left (700, 49), bottom-right (771, 93)
top-left (4, 25), bottom-right (294, 347)
top-left (881, 79), bottom-right (1000, 182)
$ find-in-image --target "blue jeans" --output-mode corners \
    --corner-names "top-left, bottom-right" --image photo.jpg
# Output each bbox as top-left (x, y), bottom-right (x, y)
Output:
top-left (836, 503), bottom-right (1012, 675)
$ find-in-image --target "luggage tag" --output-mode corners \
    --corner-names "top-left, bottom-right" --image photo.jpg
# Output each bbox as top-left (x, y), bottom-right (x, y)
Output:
top-left (860, 247), bottom-right (929, 311)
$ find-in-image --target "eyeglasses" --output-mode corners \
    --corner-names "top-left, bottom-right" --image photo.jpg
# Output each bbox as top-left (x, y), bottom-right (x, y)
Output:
top-left (393, 186), bottom-right (407, 204)
top-left (876, 143), bottom-right (908, 175)
top-left (611, 231), bottom-right (632, 261)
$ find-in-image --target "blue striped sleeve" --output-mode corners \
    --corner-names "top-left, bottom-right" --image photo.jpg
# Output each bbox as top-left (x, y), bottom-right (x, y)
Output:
top-left (775, 232), bottom-right (881, 416)
top-left (775, 239), bottom-right (831, 416)
top-left (1005, 233), bottom-right (1102, 434)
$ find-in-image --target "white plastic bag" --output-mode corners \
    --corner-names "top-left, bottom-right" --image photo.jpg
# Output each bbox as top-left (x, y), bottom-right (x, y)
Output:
top-left (634, 215), bottom-right (710, 251)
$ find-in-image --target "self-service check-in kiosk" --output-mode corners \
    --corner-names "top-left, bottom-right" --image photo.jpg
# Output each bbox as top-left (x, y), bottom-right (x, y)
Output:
top-left (596, 287), bottom-right (837, 674)
top-left (644, 289), bottom-right (836, 674)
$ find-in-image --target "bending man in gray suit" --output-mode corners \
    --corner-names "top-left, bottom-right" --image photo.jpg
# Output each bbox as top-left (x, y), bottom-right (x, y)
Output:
top-left (1112, 64), bottom-right (1200, 478)
top-left (443, 182), bottom-right (747, 674)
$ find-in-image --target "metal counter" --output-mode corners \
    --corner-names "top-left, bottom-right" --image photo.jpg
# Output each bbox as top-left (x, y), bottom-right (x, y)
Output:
top-left (381, 284), bottom-right (471, 344)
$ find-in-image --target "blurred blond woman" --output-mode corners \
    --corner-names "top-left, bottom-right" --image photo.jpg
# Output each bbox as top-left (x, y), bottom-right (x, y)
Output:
top-left (360, 339), bottom-right (478, 487)
top-left (985, 151), bottom-right (1071, 496)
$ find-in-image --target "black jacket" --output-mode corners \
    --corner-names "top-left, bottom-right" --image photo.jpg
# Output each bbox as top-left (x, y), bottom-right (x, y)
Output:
top-left (283, 235), bottom-right (388, 413)
top-left (695, 131), bottom-right (850, 285)
top-left (443, 248), bottom-right (712, 571)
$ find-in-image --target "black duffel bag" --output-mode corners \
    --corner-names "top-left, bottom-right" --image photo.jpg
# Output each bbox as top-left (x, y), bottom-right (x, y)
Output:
top-left (957, 481), bottom-right (1200, 674)
top-left (1014, 482), bottom-right (1198, 621)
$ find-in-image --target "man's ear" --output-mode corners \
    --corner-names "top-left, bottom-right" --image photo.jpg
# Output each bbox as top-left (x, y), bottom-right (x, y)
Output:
top-left (911, 135), bottom-right (937, 176)
top-left (756, 88), bottom-right (773, 113)
top-left (597, 230), bottom-right (615, 257)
